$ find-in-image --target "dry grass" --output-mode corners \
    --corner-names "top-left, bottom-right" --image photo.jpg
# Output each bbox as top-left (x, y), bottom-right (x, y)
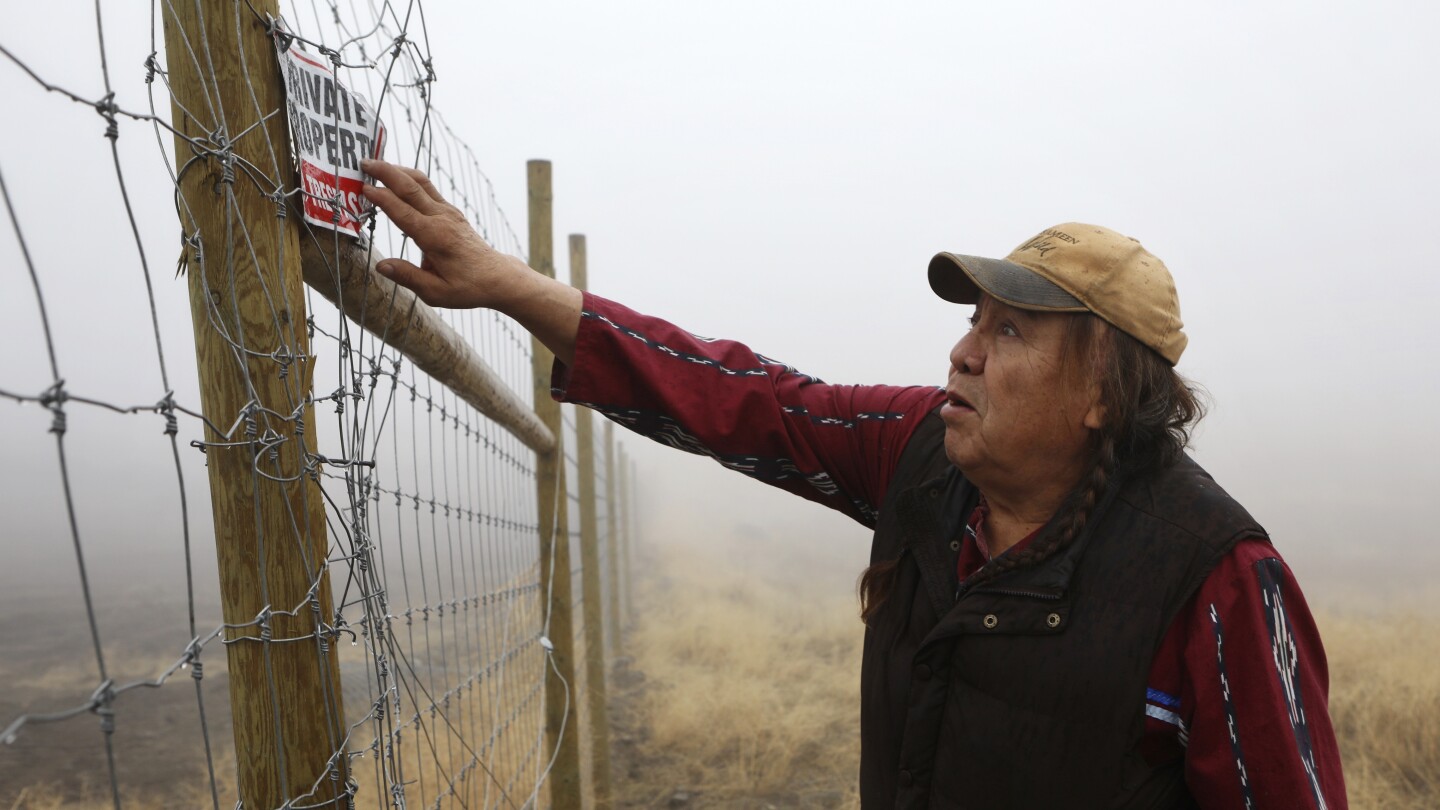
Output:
top-left (1322, 613), bottom-right (1440, 809)
top-left (613, 546), bottom-right (1440, 810)
top-left (6, 554), bottom-right (1437, 809)
top-left (6, 762), bottom-right (236, 810)
top-left (612, 545), bottom-right (864, 809)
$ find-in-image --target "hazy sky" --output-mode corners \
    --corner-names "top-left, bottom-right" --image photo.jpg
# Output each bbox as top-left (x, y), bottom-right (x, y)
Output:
top-left (3, 0), bottom-right (1438, 610)
top-left (426, 0), bottom-right (1440, 602)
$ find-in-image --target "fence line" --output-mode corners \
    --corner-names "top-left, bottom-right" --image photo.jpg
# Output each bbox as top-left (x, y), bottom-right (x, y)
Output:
top-left (0, 2), bottom-right (637, 807)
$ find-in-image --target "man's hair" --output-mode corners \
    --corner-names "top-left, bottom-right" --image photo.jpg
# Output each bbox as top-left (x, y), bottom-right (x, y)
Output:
top-left (858, 314), bottom-right (1206, 623)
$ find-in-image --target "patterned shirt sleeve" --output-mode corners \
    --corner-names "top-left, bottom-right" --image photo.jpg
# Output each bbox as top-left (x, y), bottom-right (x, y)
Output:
top-left (1181, 540), bottom-right (1348, 809)
top-left (551, 292), bottom-right (946, 527)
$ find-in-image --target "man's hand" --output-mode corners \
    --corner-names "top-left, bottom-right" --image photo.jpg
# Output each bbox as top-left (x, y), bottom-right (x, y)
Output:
top-left (360, 159), bottom-right (526, 309)
top-left (360, 158), bottom-right (584, 364)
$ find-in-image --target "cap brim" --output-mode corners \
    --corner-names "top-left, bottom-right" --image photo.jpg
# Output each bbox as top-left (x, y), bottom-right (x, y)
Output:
top-left (928, 252), bottom-right (1087, 312)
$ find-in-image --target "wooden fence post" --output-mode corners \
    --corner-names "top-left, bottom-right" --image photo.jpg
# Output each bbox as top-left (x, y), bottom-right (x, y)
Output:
top-left (569, 234), bottom-right (615, 807)
top-left (618, 448), bottom-right (635, 623)
top-left (629, 456), bottom-right (639, 620)
top-left (159, 3), bottom-right (347, 806)
top-left (528, 159), bottom-right (582, 809)
top-left (604, 422), bottom-right (622, 656)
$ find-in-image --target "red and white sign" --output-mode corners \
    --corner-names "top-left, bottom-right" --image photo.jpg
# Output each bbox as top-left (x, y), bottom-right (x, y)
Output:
top-left (275, 29), bottom-right (386, 238)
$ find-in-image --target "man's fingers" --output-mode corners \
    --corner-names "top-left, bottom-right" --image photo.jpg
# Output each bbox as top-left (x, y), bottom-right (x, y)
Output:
top-left (398, 165), bottom-right (448, 205)
top-left (362, 183), bottom-right (427, 236)
top-left (374, 257), bottom-right (435, 300)
top-left (362, 158), bottom-right (441, 214)
top-left (361, 158), bottom-right (413, 192)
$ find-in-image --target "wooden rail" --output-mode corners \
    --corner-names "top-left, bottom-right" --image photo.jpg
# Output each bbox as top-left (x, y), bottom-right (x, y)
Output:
top-left (297, 235), bottom-right (556, 455)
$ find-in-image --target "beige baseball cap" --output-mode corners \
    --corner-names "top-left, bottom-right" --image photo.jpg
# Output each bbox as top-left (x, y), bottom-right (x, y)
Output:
top-left (928, 223), bottom-right (1187, 365)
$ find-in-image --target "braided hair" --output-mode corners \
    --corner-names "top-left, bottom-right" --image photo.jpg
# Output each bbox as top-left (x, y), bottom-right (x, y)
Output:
top-left (858, 314), bottom-right (1205, 623)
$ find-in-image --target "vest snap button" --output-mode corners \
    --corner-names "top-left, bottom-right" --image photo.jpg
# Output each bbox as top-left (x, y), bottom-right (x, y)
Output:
top-left (982, 613), bottom-right (999, 629)
top-left (929, 488), bottom-right (939, 499)
top-left (1047, 612), bottom-right (1062, 628)
top-left (949, 540), bottom-right (960, 551)
top-left (898, 769), bottom-right (915, 787)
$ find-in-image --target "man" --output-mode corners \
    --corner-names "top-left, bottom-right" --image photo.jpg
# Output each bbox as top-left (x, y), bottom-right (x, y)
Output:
top-left (360, 159), bottom-right (1346, 809)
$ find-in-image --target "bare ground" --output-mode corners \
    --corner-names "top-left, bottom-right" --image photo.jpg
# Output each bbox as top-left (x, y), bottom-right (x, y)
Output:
top-left (0, 592), bottom-right (234, 808)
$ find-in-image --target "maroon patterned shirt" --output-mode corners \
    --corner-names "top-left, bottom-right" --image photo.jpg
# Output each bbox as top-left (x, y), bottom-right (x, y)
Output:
top-left (555, 292), bottom-right (1346, 808)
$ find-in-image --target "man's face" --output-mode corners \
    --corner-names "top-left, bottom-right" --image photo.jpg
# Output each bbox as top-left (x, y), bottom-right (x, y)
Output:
top-left (941, 295), bottom-right (1103, 491)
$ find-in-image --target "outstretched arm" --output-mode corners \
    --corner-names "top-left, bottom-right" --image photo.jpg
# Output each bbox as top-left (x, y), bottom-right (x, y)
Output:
top-left (363, 158), bottom-right (945, 524)
top-left (360, 158), bottom-right (583, 364)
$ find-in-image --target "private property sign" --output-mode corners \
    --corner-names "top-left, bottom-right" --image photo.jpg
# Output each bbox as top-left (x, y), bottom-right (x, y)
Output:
top-left (275, 27), bottom-right (386, 238)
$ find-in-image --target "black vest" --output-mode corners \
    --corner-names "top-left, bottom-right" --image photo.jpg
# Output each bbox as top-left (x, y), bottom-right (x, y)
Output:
top-left (859, 411), bottom-right (1267, 809)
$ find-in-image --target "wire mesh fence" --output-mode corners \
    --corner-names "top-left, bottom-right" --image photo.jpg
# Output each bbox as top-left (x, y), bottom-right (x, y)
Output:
top-left (0, 1), bottom-right (630, 807)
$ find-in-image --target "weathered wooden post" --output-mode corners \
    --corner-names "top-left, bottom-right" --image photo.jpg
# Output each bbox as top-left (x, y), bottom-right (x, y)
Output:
top-left (604, 422), bottom-right (622, 656)
top-left (160, 2), bottom-right (347, 806)
top-left (569, 234), bottom-right (616, 807)
top-left (619, 447), bottom-right (636, 623)
top-left (630, 456), bottom-right (640, 620)
top-left (527, 160), bottom-right (583, 809)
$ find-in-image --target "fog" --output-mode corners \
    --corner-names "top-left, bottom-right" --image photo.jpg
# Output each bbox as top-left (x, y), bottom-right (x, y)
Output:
top-left (2, 0), bottom-right (1438, 616)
